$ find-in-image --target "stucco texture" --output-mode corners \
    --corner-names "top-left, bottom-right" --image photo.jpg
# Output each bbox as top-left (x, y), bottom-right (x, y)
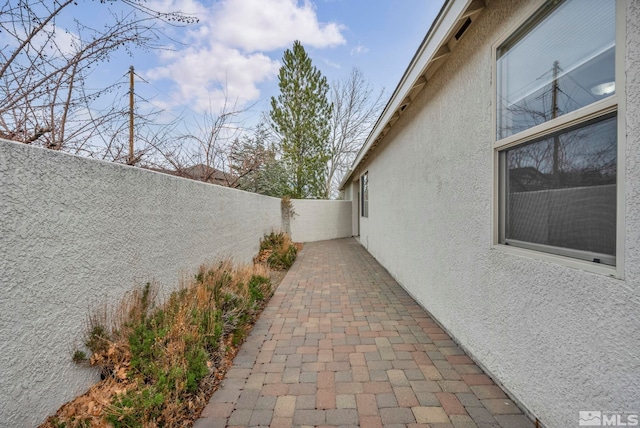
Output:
top-left (0, 141), bottom-right (283, 426)
top-left (354, 1), bottom-right (640, 427)
top-left (290, 200), bottom-right (352, 242)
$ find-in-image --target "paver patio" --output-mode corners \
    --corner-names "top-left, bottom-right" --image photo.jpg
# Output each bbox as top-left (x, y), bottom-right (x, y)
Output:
top-left (194, 238), bottom-right (534, 428)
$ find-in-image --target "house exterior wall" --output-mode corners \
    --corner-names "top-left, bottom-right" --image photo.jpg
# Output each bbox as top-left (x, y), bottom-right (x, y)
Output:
top-left (0, 141), bottom-right (285, 427)
top-left (352, 1), bottom-right (640, 427)
top-left (346, 180), bottom-right (360, 236)
top-left (342, 180), bottom-right (357, 236)
top-left (290, 200), bottom-right (352, 242)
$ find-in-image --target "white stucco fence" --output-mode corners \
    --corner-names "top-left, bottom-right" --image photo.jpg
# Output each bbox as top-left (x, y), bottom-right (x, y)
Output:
top-left (289, 199), bottom-right (352, 243)
top-left (0, 140), bottom-right (351, 427)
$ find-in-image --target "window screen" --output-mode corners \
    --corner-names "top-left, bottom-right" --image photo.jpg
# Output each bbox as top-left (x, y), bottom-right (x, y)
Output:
top-left (500, 114), bottom-right (616, 263)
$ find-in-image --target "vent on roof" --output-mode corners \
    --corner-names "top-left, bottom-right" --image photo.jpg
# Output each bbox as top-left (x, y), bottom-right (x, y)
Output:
top-left (455, 17), bottom-right (472, 40)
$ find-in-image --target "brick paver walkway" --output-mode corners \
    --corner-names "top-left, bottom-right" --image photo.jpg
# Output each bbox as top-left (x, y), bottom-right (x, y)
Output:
top-left (194, 238), bottom-right (534, 428)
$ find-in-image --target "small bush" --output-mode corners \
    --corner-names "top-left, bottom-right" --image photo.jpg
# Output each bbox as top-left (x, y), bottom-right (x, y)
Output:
top-left (256, 231), bottom-right (298, 270)
top-left (248, 275), bottom-right (270, 304)
top-left (105, 385), bottom-right (164, 428)
top-left (260, 231), bottom-right (285, 251)
top-left (71, 350), bottom-right (87, 364)
top-left (85, 325), bottom-right (110, 355)
top-left (185, 347), bottom-right (208, 392)
top-left (267, 244), bottom-right (297, 269)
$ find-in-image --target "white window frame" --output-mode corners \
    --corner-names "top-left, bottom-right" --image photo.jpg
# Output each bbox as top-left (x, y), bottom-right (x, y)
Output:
top-left (491, 0), bottom-right (626, 278)
top-left (361, 171), bottom-right (369, 218)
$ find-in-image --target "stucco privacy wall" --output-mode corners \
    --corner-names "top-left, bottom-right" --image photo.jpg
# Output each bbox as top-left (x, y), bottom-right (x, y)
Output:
top-left (0, 140), bottom-right (284, 427)
top-left (290, 200), bottom-right (352, 242)
top-left (354, 1), bottom-right (640, 427)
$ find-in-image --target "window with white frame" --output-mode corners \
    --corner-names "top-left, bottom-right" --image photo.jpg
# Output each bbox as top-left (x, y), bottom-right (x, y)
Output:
top-left (361, 172), bottom-right (368, 218)
top-left (496, 0), bottom-right (618, 266)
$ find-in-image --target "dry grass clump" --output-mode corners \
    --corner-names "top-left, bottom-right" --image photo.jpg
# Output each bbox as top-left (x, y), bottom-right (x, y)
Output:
top-left (42, 261), bottom-right (272, 428)
top-left (254, 231), bottom-right (299, 270)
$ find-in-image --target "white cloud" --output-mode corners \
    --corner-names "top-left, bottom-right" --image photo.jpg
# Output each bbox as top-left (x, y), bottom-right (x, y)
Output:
top-left (144, 0), bottom-right (346, 114)
top-left (49, 26), bottom-right (80, 56)
top-left (350, 43), bottom-right (369, 56)
top-left (211, 0), bottom-right (345, 52)
top-left (146, 43), bottom-right (279, 113)
top-left (322, 58), bottom-right (341, 69)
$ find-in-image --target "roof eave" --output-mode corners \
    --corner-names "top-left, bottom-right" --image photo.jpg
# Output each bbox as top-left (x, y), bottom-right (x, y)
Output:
top-left (339, 0), bottom-right (486, 190)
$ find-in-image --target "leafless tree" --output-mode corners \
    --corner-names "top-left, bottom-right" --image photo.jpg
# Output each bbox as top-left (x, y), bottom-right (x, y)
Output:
top-left (0, 0), bottom-right (197, 158)
top-left (326, 68), bottom-right (385, 198)
top-left (143, 98), bottom-right (246, 186)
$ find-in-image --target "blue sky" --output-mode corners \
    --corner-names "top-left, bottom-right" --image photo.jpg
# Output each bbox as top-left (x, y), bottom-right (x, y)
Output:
top-left (78, 0), bottom-right (445, 134)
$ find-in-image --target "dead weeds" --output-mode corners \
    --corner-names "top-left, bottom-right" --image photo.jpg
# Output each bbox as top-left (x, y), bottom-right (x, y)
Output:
top-left (41, 233), bottom-right (300, 428)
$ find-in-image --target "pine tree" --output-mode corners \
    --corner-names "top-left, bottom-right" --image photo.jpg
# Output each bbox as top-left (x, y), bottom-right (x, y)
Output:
top-left (269, 41), bottom-right (332, 199)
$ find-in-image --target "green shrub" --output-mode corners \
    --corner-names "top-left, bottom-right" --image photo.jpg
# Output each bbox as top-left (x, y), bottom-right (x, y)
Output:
top-left (185, 347), bottom-right (208, 392)
top-left (72, 350), bottom-right (87, 364)
top-left (85, 325), bottom-right (110, 354)
top-left (98, 263), bottom-right (273, 425)
top-left (258, 231), bottom-right (298, 270)
top-left (129, 323), bottom-right (165, 380)
top-left (106, 386), bottom-right (164, 428)
top-left (267, 244), bottom-right (297, 269)
top-left (260, 231), bottom-right (285, 250)
top-left (248, 275), bottom-right (270, 304)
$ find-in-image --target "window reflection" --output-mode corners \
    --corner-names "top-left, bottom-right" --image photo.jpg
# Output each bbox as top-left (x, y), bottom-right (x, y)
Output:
top-left (497, 0), bottom-right (615, 139)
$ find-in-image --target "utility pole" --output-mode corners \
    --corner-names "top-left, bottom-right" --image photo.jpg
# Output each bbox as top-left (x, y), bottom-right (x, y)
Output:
top-left (551, 60), bottom-right (560, 182)
top-left (128, 65), bottom-right (135, 165)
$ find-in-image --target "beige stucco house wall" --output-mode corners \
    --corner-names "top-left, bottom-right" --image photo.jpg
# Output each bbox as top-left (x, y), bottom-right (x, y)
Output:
top-left (341, 1), bottom-right (640, 426)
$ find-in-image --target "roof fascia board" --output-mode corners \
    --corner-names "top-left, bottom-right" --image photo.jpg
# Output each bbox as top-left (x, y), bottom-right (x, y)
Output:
top-left (339, 0), bottom-right (473, 189)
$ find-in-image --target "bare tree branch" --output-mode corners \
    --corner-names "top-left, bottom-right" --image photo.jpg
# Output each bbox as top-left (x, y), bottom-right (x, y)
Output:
top-left (326, 68), bottom-right (385, 198)
top-left (0, 0), bottom-right (198, 157)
